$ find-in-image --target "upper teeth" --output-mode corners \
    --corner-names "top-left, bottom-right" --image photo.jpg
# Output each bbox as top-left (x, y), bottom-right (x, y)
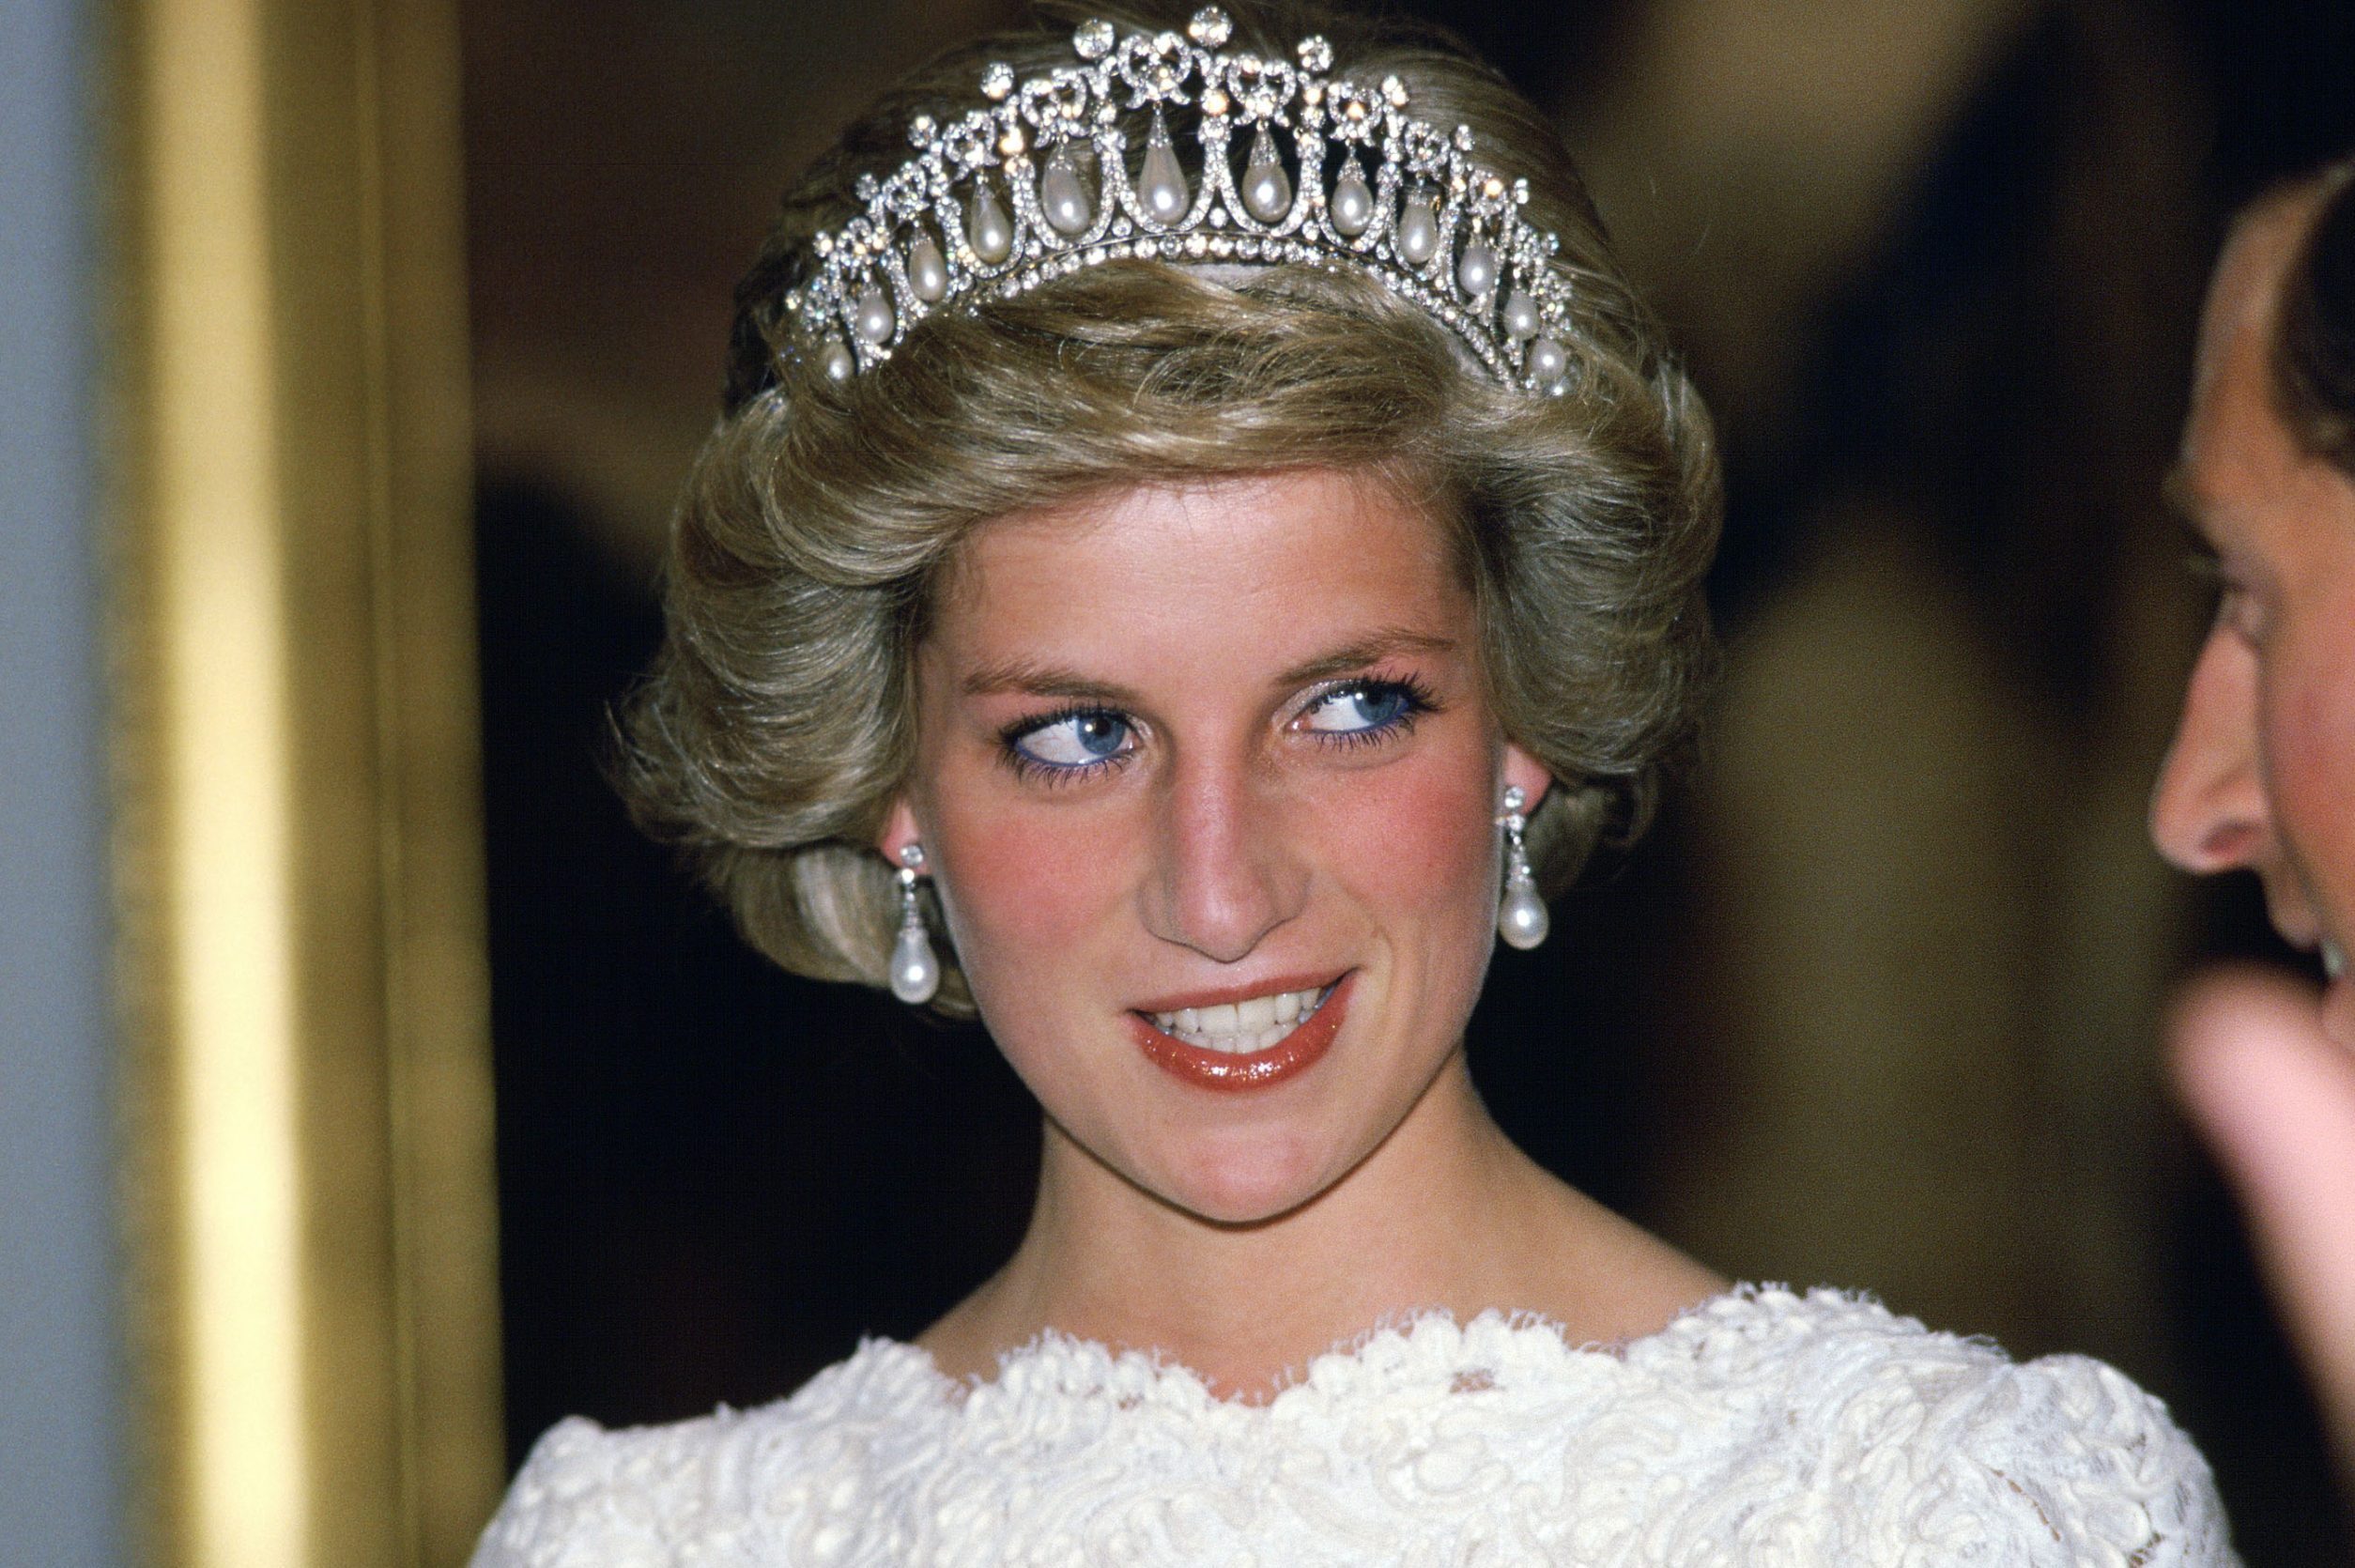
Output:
top-left (2326, 940), bottom-right (2347, 981)
top-left (1150, 987), bottom-right (1325, 1053)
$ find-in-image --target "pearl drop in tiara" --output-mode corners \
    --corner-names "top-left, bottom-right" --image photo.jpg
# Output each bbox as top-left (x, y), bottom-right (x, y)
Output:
top-left (782, 8), bottom-right (1578, 395)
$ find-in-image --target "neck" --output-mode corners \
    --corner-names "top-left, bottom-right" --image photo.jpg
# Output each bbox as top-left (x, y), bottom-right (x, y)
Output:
top-left (927, 1053), bottom-right (1684, 1400)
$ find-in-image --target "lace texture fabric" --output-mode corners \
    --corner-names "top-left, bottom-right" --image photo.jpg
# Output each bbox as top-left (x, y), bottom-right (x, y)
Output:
top-left (470, 1287), bottom-right (2236, 1567)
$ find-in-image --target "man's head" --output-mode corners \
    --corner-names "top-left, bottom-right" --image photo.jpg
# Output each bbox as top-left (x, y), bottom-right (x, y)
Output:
top-left (2152, 162), bottom-right (2355, 1048)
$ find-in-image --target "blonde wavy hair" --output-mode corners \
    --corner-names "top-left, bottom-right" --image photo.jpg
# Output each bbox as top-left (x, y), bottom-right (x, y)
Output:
top-left (617, 0), bottom-right (1722, 1015)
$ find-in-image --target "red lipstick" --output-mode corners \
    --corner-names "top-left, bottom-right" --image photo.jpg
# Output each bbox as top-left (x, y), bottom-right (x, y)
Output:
top-left (1128, 973), bottom-right (1353, 1092)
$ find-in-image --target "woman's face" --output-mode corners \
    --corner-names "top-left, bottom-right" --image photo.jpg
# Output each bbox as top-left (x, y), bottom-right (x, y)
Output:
top-left (885, 469), bottom-right (1549, 1224)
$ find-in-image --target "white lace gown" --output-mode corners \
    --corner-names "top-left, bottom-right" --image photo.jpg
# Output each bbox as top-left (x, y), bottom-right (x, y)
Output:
top-left (469, 1287), bottom-right (2236, 1566)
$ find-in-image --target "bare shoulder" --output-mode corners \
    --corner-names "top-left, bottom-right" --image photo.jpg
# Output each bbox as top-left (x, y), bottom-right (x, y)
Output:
top-left (912, 1261), bottom-right (1026, 1384)
top-left (1519, 1175), bottom-right (1730, 1345)
top-left (1605, 1222), bottom-right (1731, 1339)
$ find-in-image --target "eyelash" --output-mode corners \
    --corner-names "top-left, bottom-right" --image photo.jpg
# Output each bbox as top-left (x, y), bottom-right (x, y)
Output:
top-left (993, 676), bottom-right (1439, 786)
top-left (1296, 676), bottom-right (1438, 749)
top-left (996, 703), bottom-right (1140, 788)
top-left (2183, 546), bottom-right (2268, 641)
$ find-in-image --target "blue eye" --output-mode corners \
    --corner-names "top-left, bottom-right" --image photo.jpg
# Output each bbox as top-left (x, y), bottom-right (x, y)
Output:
top-left (1300, 682), bottom-right (1416, 734)
top-left (1011, 709), bottom-right (1133, 770)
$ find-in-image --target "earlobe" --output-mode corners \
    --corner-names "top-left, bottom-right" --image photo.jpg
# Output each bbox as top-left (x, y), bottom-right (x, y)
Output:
top-left (877, 796), bottom-right (923, 863)
top-left (1500, 743), bottom-right (1553, 813)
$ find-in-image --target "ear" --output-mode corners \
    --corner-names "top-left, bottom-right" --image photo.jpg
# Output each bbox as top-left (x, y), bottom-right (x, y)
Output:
top-left (876, 796), bottom-right (925, 867)
top-left (1501, 741), bottom-right (1552, 811)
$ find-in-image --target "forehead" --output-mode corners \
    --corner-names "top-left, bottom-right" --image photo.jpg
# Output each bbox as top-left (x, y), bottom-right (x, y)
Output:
top-left (2180, 192), bottom-right (2318, 513)
top-left (929, 469), bottom-right (1470, 657)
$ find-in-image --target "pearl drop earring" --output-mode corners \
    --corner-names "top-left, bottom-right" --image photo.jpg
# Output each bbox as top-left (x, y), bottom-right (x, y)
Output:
top-left (889, 843), bottom-right (942, 1005)
top-left (1496, 786), bottom-right (1548, 950)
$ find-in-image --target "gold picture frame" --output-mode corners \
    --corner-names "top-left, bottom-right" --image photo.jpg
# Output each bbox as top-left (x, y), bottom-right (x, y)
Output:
top-left (105, 0), bottom-right (505, 1562)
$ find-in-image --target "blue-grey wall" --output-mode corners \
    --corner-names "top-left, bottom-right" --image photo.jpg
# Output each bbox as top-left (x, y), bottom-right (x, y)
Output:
top-left (1, 0), bottom-right (126, 1560)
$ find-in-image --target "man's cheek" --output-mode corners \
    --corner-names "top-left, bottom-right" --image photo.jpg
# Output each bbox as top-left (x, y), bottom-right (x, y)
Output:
top-left (2263, 673), bottom-right (2355, 958)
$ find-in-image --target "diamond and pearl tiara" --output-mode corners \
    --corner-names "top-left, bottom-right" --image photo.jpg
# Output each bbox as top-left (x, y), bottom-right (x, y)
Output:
top-left (782, 7), bottom-right (1578, 395)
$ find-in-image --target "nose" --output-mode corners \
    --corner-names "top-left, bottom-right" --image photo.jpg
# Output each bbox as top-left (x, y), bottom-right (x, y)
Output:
top-left (2151, 623), bottom-right (2271, 874)
top-left (1142, 751), bottom-right (1304, 963)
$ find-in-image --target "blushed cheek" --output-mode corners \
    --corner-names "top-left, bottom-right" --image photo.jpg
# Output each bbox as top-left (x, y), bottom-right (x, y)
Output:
top-left (930, 796), bottom-right (1134, 996)
top-left (1326, 754), bottom-right (1500, 960)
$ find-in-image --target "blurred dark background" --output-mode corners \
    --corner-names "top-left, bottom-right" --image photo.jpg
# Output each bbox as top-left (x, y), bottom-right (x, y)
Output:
top-left (462, 1), bottom-right (2355, 1560)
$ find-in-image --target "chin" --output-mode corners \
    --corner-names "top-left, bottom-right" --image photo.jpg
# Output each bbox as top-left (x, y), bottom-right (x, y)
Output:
top-left (1153, 1130), bottom-right (1342, 1227)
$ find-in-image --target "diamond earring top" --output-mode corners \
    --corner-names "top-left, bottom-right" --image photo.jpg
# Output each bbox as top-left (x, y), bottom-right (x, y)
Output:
top-left (783, 8), bottom-right (1578, 395)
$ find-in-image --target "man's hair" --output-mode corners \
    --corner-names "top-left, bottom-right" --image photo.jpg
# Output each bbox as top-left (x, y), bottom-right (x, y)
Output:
top-left (2274, 158), bottom-right (2355, 474)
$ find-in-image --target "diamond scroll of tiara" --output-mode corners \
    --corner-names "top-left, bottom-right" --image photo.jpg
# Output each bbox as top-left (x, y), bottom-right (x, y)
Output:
top-left (781, 7), bottom-right (1578, 395)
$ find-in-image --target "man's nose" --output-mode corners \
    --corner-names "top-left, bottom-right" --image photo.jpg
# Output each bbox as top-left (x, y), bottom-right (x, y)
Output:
top-left (2151, 623), bottom-right (2272, 874)
top-left (1142, 753), bottom-right (1305, 964)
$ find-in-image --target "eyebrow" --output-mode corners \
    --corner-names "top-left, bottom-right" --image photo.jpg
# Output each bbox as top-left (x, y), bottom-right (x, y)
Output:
top-left (957, 628), bottom-right (1460, 700)
top-left (2159, 467), bottom-right (2236, 560)
top-left (1272, 629), bottom-right (1458, 688)
top-left (2159, 465), bottom-right (2199, 526)
top-left (958, 660), bottom-right (1137, 702)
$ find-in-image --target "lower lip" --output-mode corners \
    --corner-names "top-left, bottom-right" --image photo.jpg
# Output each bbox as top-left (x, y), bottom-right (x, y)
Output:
top-left (1130, 974), bottom-right (1353, 1092)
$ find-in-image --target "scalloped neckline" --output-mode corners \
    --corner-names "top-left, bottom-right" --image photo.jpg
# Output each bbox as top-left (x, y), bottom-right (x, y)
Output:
top-left (859, 1284), bottom-right (1815, 1414)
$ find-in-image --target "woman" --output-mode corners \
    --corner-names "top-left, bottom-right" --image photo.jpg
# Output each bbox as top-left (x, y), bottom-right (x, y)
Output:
top-left (472, 5), bottom-right (2232, 1561)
